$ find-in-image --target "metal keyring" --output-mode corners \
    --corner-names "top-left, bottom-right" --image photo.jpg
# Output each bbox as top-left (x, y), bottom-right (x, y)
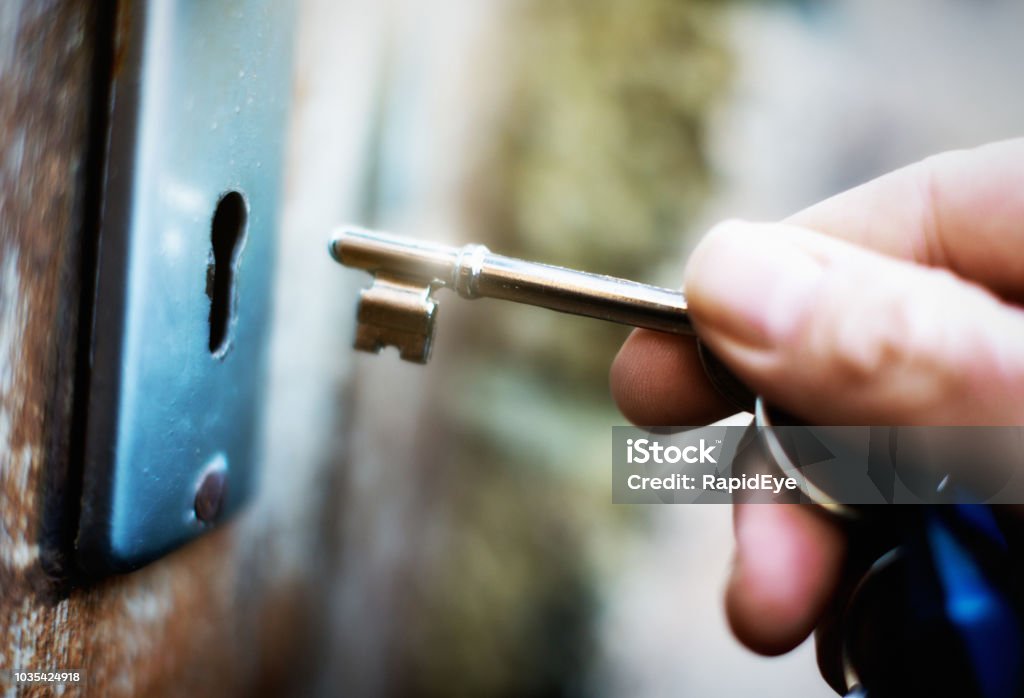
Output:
top-left (754, 397), bottom-right (860, 519)
top-left (699, 339), bottom-right (858, 516)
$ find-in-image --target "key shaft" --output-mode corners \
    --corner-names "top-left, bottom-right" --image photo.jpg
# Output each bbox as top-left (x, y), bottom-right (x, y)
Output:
top-left (330, 227), bottom-right (694, 336)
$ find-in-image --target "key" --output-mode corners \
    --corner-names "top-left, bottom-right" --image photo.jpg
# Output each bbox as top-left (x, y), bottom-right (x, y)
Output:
top-left (328, 227), bottom-right (753, 409)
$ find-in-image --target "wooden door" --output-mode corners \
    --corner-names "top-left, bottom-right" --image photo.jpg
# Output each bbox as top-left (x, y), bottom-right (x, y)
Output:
top-left (0, 3), bottom-right (339, 695)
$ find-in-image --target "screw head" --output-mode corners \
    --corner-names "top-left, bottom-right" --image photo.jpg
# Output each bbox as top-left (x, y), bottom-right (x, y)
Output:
top-left (195, 464), bottom-right (227, 524)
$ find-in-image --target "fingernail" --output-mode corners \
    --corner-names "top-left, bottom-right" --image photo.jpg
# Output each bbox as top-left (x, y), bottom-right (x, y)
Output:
top-left (683, 221), bottom-right (825, 349)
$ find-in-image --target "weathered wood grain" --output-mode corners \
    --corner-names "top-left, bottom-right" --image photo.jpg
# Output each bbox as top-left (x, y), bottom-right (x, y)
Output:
top-left (0, 0), bottom-right (96, 599)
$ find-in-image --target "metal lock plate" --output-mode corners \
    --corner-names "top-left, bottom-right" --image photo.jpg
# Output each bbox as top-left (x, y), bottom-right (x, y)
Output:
top-left (77, 1), bottom-right (294, 575)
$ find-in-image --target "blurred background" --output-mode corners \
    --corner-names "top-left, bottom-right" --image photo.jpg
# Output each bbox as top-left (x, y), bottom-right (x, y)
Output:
top-left (265, 0), bottom-right (1024, 695)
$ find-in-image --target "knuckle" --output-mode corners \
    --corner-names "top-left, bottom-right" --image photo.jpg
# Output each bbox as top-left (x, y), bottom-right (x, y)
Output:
top-left (795, 265), bottom-right (967, 402)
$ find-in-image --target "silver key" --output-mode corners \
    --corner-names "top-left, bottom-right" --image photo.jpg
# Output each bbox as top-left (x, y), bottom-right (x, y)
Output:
top-left (328, 227), bottom-right (752, 409)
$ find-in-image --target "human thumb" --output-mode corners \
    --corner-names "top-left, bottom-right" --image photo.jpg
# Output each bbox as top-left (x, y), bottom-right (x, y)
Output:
top-left (683, 221), bottom-right (1024, 425)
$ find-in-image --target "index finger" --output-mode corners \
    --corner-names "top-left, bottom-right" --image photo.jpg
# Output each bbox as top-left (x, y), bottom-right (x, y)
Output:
top-left (611, 138), bottom-right (1024, 424)
top-left (788, 138), bottom-right (1024, 302)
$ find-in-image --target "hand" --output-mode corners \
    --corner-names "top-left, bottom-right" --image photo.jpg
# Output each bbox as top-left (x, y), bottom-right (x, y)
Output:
top-left (609, 139), bottom-right (1024, 656)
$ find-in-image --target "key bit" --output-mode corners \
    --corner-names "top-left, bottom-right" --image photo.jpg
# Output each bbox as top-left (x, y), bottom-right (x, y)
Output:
top-left (329, 227), bottom-right (695, 362)
top-left (353, 273), bottom-right (437, 362)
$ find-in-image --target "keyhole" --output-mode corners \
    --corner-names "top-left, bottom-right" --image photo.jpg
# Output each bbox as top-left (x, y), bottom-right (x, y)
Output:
top-left (207, 191), bottom-right (248, 355)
